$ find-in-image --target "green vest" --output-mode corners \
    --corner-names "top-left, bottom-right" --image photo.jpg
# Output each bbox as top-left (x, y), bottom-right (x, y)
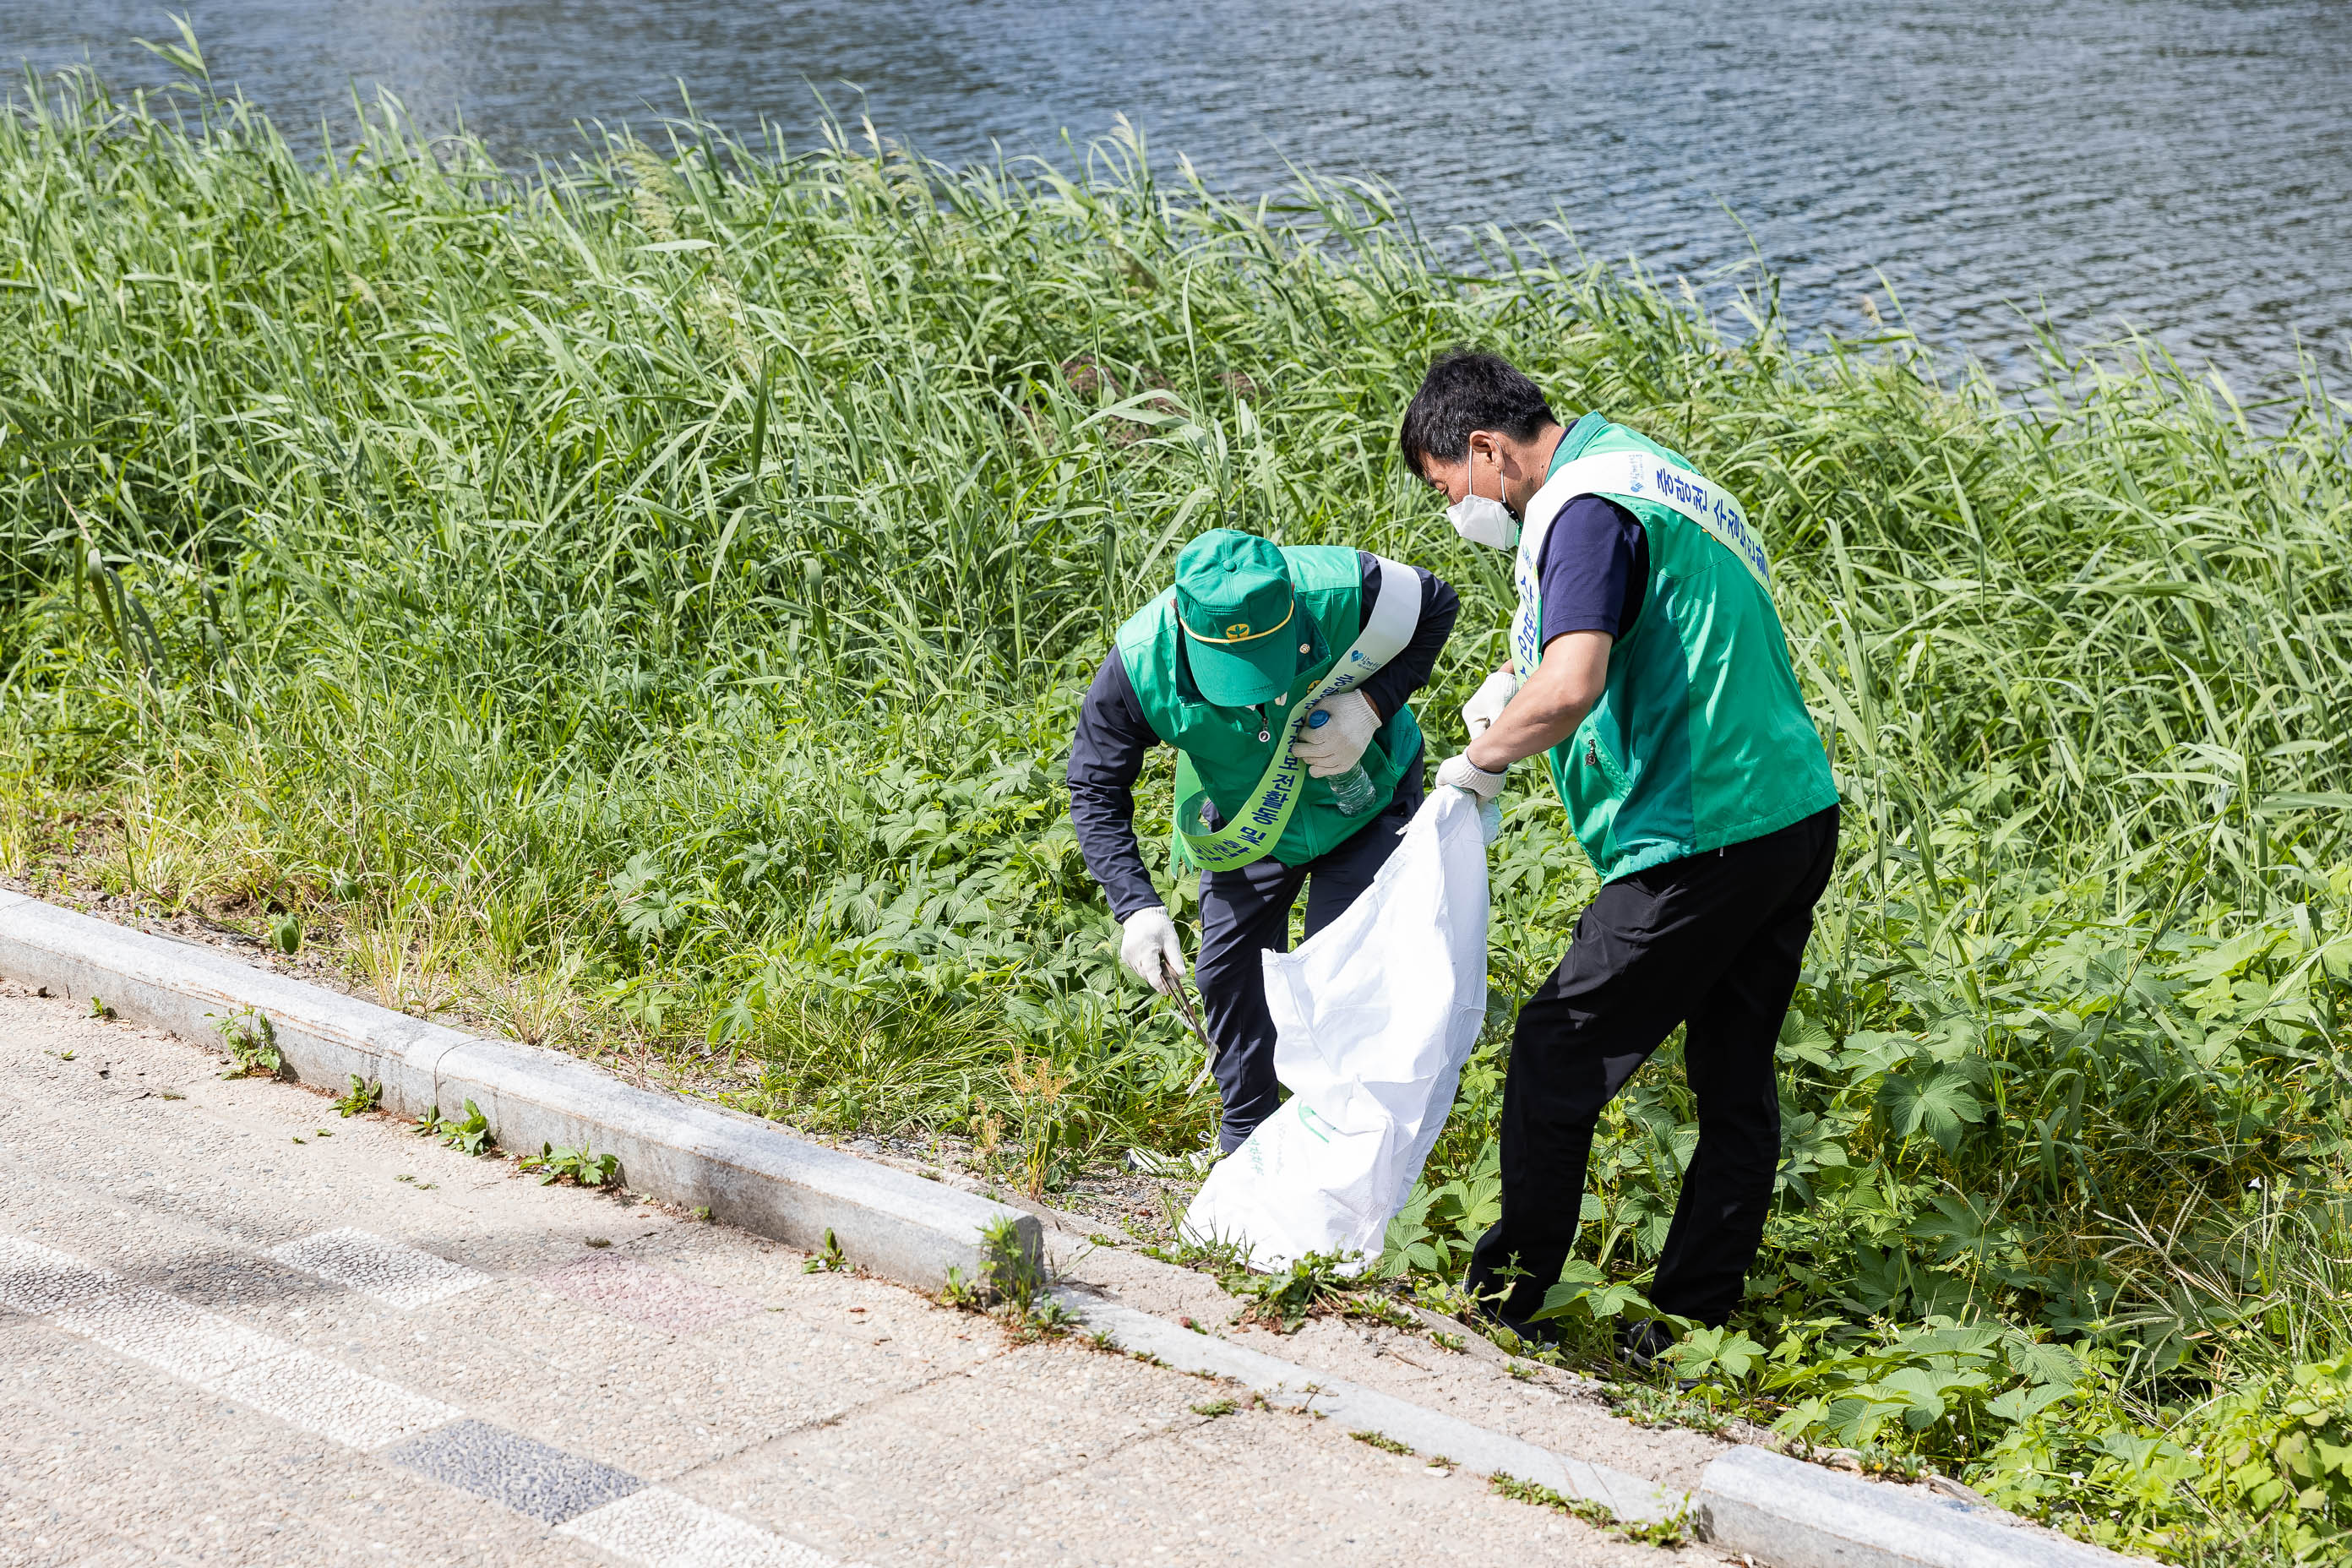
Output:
top-left (1515, 415), bottom-right (1837, 882)
top-left (1117, 546), bottom-right (1424, 868)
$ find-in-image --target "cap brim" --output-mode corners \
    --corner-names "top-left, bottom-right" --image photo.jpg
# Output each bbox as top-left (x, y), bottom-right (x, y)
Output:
top-left (1188, 634), bottom-right (1297, 707)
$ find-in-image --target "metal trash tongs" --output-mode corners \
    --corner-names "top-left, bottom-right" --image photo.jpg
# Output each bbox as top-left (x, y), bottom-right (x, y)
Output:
top-left (1163, 957), bottom-right (1219, 1092)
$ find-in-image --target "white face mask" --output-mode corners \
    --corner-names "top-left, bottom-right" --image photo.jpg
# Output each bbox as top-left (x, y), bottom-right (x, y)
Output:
top-left (1446, 449), bottom-right (1519, 551)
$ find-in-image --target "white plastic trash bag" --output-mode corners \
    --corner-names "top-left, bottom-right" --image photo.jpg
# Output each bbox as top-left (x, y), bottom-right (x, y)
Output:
top-left (1181, 787), bottom-right (1489, 1273)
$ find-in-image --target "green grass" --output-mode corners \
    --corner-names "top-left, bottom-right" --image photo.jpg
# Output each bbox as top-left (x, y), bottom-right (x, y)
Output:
top-left (7, 50), bottom-right (2352, 1560)
top-left (1489, 1470), bottom-right (1690, 1549)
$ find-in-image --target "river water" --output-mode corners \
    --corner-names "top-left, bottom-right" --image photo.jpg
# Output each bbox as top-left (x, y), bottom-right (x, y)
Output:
top-left (10, 1), bottom-right (2350, 399)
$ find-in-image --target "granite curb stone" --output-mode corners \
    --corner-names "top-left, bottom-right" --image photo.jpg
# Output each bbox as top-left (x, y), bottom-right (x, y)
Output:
top-left (0, 890), bottom-right (1037, 1293)
top-left (1694, 1445), bottom-right (2155, 1568)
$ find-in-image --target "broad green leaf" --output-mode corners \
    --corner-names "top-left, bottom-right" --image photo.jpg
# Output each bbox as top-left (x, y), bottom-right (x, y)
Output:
top-left (1985, 1382), bottom-right (2074, 1423)
top-left (1879, 1067), bottom-right (1984, 1154)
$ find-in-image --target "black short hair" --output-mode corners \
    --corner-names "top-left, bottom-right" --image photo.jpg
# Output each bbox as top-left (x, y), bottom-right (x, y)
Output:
top-left (1396, 351), bottom-right (1556, 477)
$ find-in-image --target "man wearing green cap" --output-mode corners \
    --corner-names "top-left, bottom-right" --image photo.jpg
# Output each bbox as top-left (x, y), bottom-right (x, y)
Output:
top-left (1068, 528), bottom-right (1460, 1152)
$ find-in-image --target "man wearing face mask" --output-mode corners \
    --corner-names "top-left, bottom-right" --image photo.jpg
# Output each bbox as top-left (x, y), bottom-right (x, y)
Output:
top-left (1402, 350), bottom-right (1839, 1361)
top-left (1067, 527), bottom-right (1461, 1155)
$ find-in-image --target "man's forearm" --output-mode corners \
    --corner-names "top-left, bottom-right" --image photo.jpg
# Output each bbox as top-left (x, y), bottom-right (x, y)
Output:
top-left (1468, 693), bottom-right (1594, 771)
top-left (1466, 631), bottom-right (1611, 772)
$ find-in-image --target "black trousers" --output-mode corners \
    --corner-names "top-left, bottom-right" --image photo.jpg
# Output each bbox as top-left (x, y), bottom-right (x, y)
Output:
top-left (1195, 757), bottom-right (1425, 1152)
top-left (1467, 805), bottom-right (1839, 1327)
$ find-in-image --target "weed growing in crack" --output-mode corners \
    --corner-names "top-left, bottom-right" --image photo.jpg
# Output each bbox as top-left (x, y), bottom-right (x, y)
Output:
top-left (214, 1009), bottom-right (279, 1079)
top-left (938, 1267), bottom-right (981, 1309)
top-left (1157, 1242), bottom-right (1416, 1337)
top-left (979, 1213), bottom-right (1045, 1304)
top-left (803, 1228), bottom-right (849, 1275)
top-left (414, 1099), bottom-right (494, 1156)
top-left (936, 1214), bottom-right (1070, 1342)
top-left (1489, 1473), bottom-right (1688, 1548)
top-left (1226, 1252), bottom-right (1373, 1334)
top-left (519, 1142), bottom-right (618, 1186)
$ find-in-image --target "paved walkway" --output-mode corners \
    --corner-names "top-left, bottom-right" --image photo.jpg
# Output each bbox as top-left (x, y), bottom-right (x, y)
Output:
top-left (0, 983), bottom-right (1700, 1568)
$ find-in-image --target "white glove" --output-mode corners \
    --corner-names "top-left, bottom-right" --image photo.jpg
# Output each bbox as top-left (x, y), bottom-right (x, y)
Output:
top-left (1461, 668), bottom-right (1517, 739)
top-left (1436, 751), bottom-right (1508, 802)
top-left (1119, 906), bottom-right (1187, 995)
top-left (1293, 689), bottom-right (1380, 778)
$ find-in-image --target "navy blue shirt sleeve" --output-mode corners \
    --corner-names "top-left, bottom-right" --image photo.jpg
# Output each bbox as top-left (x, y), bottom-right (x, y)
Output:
top-left (1353, 552), bottom-right (1460, 726)
top-left (1065, 651), bottom-right (1164, 922)
top-left (1538, 495), bottom-right (1647, 645)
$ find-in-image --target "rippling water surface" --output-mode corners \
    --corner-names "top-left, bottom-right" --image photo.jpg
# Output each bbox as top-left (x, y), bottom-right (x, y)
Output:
top-left (10, 1), bottom-right (2350, 395)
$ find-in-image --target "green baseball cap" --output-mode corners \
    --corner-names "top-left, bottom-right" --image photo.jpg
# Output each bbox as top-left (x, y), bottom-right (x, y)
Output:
top-left (1173, 529), bottom-right (1303, 707)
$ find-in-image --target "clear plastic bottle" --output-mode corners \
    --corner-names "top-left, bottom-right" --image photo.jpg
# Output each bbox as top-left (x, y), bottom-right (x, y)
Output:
top-left (1308, 708), bottom-right (1378, 815)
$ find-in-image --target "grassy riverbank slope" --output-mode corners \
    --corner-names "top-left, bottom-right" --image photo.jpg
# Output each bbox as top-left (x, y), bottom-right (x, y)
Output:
top-left (6, 62), bottom-right (2352, 1560)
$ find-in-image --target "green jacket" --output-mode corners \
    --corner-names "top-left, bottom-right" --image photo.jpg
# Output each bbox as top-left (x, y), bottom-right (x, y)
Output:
top-left (1514, 415), bottom-right (1837, 881)
top-left (1117, 545), bottom-right (1423, 867)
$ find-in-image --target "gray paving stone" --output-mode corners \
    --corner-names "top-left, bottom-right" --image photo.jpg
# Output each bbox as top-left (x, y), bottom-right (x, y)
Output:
top-left (211, 1346), bottom-right (461, 1450)
top-left (0, 1315), bottom-right (572, 1565)
top-left (537, 1250), bottom-right (758, 1334)
top-left (0, 1081), bottom-right (385, 1256)
top-left (677, 1337), bottom-right (1205, 1552)
top-left (127, 1240), bottom-right (337, 1314)
top-left (0, 1473), bottom-right (174, 1568)
top-left (0, 1186), bottom-right (335, 1320)
top-left (0, 1234), bottom-right (117, 1317)
top-left (971, 1406), bottom-right (1677, 1568)
top-left (48, 1278), bottom-right (286, 1386)
top-left (273, 1225), bottom-right (493, 1308)
top-left (387, 1417), bottom-right (644, 1524)
top-left (386, 1276), bottom-right (945, 1477)
top-left (560, 1487), bottom-right (841, 1568)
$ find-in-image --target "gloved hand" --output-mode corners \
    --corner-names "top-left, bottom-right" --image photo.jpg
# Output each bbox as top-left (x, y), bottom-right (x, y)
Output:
top-left (1460, 668), bottom-right (1518, 739)
top-left (1119, 906), bottom-right (1188, 995)
top-left (1436, 750), bottom-right (1508, 802)
top-left (1293, 690), bottom-right (1380, 778)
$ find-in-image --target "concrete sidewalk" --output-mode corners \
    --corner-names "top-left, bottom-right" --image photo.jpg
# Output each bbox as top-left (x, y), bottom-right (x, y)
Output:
top-left (0, 982), bottom-right (1708, 1568)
